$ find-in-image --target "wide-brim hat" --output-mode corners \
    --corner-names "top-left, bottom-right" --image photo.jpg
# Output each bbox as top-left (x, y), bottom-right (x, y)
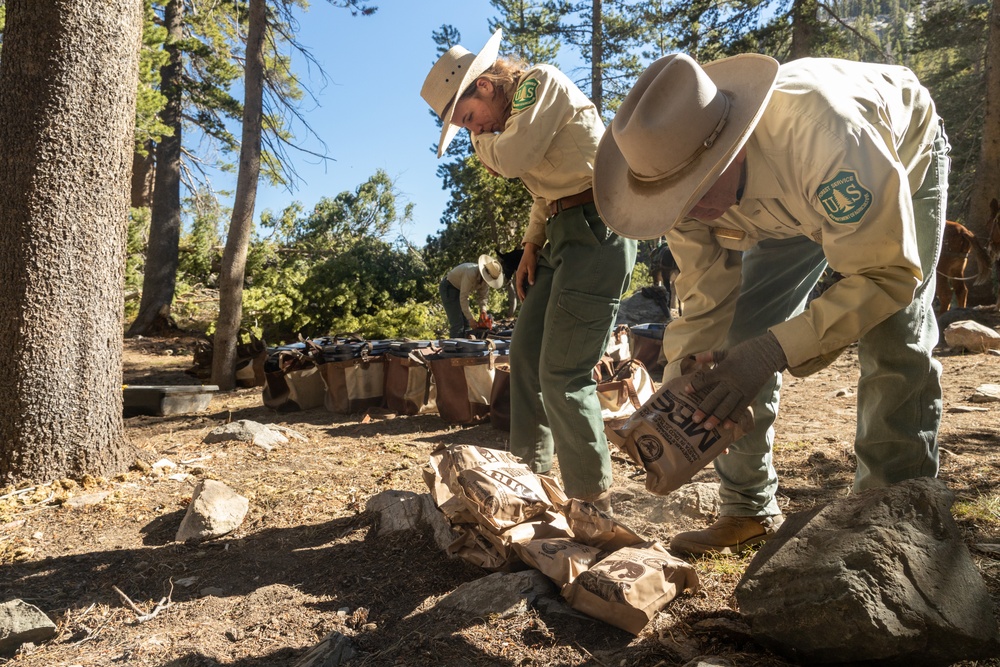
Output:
top-left (594, 53), bottom-right (780, 240)
top-left (478, 254), bottom-right (504, 289)
top-left (421, 29), bottom-right (503, 158)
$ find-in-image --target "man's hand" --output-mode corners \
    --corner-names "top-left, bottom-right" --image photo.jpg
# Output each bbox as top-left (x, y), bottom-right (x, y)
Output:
top-left (684, 332), bottom-right (787, 430)
top-left (516, 243), bottom-right (541, 301)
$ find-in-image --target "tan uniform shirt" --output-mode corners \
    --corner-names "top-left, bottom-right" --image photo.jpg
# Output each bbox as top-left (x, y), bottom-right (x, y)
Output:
top-left (663, 58), bottom-right (939, 379)
top-left (447, 263), bottom-right (490, 323)
top-left (472, 64), bottom-right (604, 248)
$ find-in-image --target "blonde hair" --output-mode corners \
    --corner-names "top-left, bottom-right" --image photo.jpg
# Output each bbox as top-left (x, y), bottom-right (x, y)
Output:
top-left (460, 57), bottom-right (527, 120)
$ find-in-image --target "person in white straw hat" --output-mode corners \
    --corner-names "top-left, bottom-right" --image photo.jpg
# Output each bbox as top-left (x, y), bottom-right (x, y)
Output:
top-left (594, 53), bottom-right (950, 555)
top-left (421, 30), bottom-right (637, 510)
top-left (439, 255), bottom-right (503, 338)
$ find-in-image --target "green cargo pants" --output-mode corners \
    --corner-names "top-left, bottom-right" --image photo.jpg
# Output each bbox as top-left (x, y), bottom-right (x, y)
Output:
top-left (508, 203), bottom-right (637, 498)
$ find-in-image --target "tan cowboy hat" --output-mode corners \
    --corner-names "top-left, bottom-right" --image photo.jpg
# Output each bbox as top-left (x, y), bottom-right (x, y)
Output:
top-left (593, 53), bottom-right (780, 240)
top-left (478, 254), bottom-right (504, 289)
top-left (421, 29), bottom-right (503, 158)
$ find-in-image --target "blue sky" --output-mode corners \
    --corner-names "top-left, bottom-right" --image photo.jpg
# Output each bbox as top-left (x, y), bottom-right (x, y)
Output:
top-left (227, 0), bottom-right (502, 246)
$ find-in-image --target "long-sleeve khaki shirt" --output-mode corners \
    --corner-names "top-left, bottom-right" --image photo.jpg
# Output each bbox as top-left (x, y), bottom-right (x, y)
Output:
top-left (447, 263), bottom-right (490, 323)
top-left (663, 58), bottom-right (939, 379)
top-left (472, 64), bottom-right (604, 248)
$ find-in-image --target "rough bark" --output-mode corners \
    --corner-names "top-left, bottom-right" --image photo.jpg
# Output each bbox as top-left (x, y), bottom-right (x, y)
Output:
top-left (211, 0), bottom-right (266, 391)
top-left (590, 0), bottom-right (603, 118)
top-left (0, 0), bottom-right (142, 483)
top-left (966, 0), bottom-right (1000, 306)
top-left (130, 144), bottom-right (155, 209)
top-left (128, 0), bottom-right (184, 336)
top-left (791, 0), bottom-right (818, 59)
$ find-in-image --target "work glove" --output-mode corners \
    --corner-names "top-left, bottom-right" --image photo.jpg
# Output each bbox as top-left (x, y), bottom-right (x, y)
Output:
top-left (685, 331), bottom-right (787, 430)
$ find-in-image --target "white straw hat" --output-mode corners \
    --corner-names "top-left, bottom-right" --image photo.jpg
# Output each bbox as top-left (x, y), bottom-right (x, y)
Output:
top-left (594, 53), bottom-right (780, 240)
top-left (478, 254), bottom-right (504, 289)
top-left (421, 29), bottom-right (503, 158)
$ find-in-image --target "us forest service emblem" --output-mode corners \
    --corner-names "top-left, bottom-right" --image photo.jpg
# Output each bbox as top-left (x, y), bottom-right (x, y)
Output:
top-left (512, 78), bottom-right (539, 112)
top-left (817, 170), bottom-right (873, 224)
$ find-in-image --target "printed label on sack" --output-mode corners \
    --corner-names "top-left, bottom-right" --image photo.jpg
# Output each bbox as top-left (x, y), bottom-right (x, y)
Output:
top-left (640, 388), bottom-right (723, 459)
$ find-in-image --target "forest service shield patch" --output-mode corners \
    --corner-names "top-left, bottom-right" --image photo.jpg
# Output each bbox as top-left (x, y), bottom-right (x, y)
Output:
top-left (817, 170), bottom-right (873, 224)
top-left (512, 78), bottom-right (539, 112)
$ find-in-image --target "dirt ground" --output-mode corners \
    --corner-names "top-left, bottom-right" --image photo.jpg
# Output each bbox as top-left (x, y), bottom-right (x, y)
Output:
top-left (1, 318), bottom-right (999, 667)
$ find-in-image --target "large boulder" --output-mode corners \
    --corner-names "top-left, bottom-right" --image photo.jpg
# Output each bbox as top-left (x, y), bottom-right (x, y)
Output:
top-left (736, 477), bottom-right (1000, 665)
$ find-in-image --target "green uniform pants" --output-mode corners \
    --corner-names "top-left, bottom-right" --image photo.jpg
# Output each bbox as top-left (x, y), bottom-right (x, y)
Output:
top-left (508, 203), bottom-right (636, 498)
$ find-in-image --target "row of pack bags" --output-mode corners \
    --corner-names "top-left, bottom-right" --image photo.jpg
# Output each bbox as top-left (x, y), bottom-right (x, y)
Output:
top-left (260, 324), bottom-right (665, 428)
top-left (260, 336), bottom-right (512, 426)
top-left (424, 443), bottom-right (700, 634)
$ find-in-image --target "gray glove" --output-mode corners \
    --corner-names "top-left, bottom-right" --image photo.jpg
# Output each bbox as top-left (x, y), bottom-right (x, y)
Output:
top-left (687, 331), bottom-right (787, 427)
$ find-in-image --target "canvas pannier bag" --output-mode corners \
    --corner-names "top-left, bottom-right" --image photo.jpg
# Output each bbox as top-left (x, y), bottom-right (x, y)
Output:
top-left (629, 323), bottom-right (666, 376)
top-left (320, 343), bottom-right (387, 415)
top-left (385, 343), bottom-right (437, 416)
top-left (428, 339), bottom-right (498, 425)
top-left (605, 323), bottom-right (631, 364)
top-left (593, 356), bottom-right (655, 423)
top-left (489, 363), bottom-right (512, 431)
top-left (262, 346), bottom-right (326, 412)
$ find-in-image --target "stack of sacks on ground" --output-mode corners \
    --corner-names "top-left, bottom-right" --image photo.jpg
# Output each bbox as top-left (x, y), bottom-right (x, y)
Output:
top-left (423, 444), bottom-right (699, 634)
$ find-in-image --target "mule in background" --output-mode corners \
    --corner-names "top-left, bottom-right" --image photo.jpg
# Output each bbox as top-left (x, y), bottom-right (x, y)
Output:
top-left (935, 219), bottom-right (992, 316)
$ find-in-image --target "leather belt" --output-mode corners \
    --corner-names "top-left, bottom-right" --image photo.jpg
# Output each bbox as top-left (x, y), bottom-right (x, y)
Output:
top-left (548, 188), bottom-right (594, 216)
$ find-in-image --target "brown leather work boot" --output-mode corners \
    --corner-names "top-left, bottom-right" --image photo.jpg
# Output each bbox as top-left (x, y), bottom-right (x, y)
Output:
top-left (669, 515), bottom-right (784, 556)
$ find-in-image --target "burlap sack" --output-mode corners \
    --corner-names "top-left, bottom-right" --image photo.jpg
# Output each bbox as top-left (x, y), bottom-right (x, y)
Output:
top-left (614, 374), bottom-right (753, 496)
top-left (514, 538), bottom-right (606, 586)
top-left (561, 542), bottom-right (700, 634)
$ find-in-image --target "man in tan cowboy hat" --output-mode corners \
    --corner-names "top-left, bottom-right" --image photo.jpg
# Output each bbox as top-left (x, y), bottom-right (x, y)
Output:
top-left (421, 30), bottom-right (636, 511)
top-left (440, 254), bottom-right (504, 338)
top-left (594, 53), bottom-right (948, 554)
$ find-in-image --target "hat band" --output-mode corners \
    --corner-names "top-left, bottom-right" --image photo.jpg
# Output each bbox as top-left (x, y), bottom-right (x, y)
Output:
top-left (628, 94), bottom-right (732, 184)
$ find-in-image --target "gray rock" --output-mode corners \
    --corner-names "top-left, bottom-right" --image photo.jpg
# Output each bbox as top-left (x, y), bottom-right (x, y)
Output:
top-left (63, 491), bottom-right (111, 509)
top-left (616, 290), bottom-right (673, 326)
top-left (637, 482), bottom-right (721, 526)
top-left (293, 631), bottom-right (356, 667)
top-left (175, 479), bottom-right (249, 542)
top-left (0, 600), bottom-right (56, 656)
top-left (203, 420), bottom-right (299, 451)
top-left (969, 383), bottom-right (1000, 403)
top-left (680, 658), bottom-right (734, 667)
top-left (691, 616), bottom-right (752, 641)
top-left (943, 319), bottom-right (1000, 353)
top-left (736, 477), bottom-right (1000, 665)
top-left (437, 570), bottom-right (556, 619)
top-left (366, 490), bottom-right (458, 552)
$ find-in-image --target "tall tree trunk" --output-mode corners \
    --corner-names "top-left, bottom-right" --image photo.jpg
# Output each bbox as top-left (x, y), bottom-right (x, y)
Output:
top-left (212, 0), bottom-right (266, 390)
top-left (967, 0), bottom-right (1000, 305)
top-left (590, 0), bottom-right (603, 117)
top-left (791, 0), bottom-right (818, 59)
top-left (128, 0), bottom-right (184, 336)
top-left (130, 143), bottom-right (155, 209)
top-left (0, 0), bottom-right (141, 483)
